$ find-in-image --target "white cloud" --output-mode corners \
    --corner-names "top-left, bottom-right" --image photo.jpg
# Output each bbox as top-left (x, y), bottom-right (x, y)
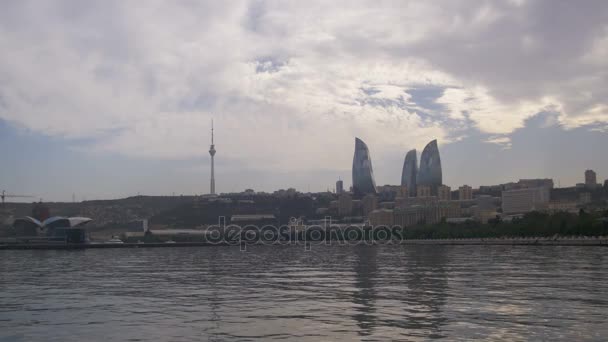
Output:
top-left (437, 87), bottom-right (560, 134)
top-left (485, 136), bottom-right (512, 149)
top-left (0, 0), bottom-right (607, 171)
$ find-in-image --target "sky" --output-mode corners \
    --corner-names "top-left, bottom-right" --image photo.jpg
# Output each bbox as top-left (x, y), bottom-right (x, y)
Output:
top-left (1, 0), bottom-right (608, 201)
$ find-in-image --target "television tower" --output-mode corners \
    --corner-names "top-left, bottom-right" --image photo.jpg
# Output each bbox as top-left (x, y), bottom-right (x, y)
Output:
top-left (209, 119), bottom-right (216, 195)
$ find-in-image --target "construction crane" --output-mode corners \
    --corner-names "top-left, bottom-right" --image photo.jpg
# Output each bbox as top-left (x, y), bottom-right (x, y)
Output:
top-left (1, 190), bottom-right (35, 205)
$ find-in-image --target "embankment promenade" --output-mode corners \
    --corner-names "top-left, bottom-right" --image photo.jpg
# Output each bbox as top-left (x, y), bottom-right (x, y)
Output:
top-left (1, 236), bottom-right (607, 250)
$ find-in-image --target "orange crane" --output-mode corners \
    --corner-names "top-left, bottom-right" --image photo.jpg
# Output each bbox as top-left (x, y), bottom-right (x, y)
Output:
top-left (1, 190), bottom-right (35, 205)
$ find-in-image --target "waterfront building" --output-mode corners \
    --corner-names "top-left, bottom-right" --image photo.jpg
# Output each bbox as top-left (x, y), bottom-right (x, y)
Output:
top-left (338, 193), bottom-right (353, 216)
top-left (475, 195), bottom-right (500, 211)
top-left (391, 194), bottom-right (445, 227)
top-left (438, 200), bottom-right (462, 220)
top-left (501, 187), bottom-right (550, 215)
top-left (401, 149), bottom-right (417, 197)
top-left (416, 185), bottom-right (432, 198)
top-left (124, 229), bottom-right (208, 242)
top-left (12, 216), bottom-right (92, 243)
top-left (395, 196), bottom-right (439, 209)
top-left (547, 201), bottom-right (579, 214)
top-left (361, 194), bottom-right (378, 217)
top-left (352, 138), bottom-right (377, 195)
top-left (478, 185), bottom-right (503, 197)
top-left (446, 217), bottom-right (473, 224)
top-left (517, 179), bottom-right (554, 189)
top-left (474, 208), bottom-right (498, 224)
top-left (458, 200), bottom-right (477, 217)
top-left (368, 209), bottom-right (394, 227)
top-left (352, 200), bottom-right (362, 216)
top-left (231, 214), bottom-right (278, 227)
top-left (479, 179), bottom-right (553, 195)
top-left (579, 192), bottom-right (592, 205)
top-left (458, 185), bottom-right (473, 200)
top-left (396, 185), bottom-right (408, 198)
top-left (585, 170), bottom-right (597, 187)
top-left (336, 179), bottom-right (344, 194)
top-left (379, 201), bottom-right (395, 209)
top-left (417, 140), bottom-right (442, 194)
top-left (377, 184), bottom-right (408, 200)
top-left (437, 185), bottom-right (451, 201)
top-left (315, 207), bottom-right (329, 215)
top-left (329, 200), bottom-right (339, 215)
top-left (394, 205), bottom-right (440, 227)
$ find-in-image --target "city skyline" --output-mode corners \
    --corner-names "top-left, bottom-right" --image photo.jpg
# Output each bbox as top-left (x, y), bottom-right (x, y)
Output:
top-left (2, 119), bottom-right (608, 201)
top-left (1, 1), bottom-right (608, 201)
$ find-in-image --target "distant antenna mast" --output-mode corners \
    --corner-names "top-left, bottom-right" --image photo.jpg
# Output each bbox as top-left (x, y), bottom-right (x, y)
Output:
top-left (209, 119), bottom-right (216, 195)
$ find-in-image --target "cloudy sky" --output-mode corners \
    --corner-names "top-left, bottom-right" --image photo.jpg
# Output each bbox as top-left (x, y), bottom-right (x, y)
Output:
top-left (1, 0), bottom-right (608, 201)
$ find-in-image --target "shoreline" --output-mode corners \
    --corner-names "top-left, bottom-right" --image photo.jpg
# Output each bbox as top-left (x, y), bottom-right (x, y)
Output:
top-left (1, 237), bottom-right (608, 250)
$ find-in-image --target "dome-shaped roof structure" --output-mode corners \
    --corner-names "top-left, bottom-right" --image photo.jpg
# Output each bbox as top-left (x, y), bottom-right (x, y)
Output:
top-left (13, 216), bottom-right (92, 231)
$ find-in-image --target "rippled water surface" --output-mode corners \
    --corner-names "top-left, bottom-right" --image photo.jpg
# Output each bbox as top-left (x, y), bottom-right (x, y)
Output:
top-left (1, 245), bottom-right (607, 341)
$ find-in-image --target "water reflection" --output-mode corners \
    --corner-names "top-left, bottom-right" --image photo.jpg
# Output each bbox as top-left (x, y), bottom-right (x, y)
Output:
top-left (351, 245), bottom-right (378, 337)
top-left (1, 245), bottom-right (607, 341)
top-left (349, 245), bottom-right (450, 340)
top-left (401, 246), bottom-right (448, 339)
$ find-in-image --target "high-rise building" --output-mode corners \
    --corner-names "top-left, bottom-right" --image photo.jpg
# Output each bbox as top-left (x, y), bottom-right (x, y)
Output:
top-left (401, 149), bottom-right (417, 197)
top-left (502, 187), bottom-right (550, 215)
top-left (417, 139), bottom-right (442, 194)
top-left (585, 170), bottom-right (597, 187)
top-left (336, 179), bottom-right (344, 194)
top-left (458, 185), bottom-right (473, 200)
top-left (209, 120), bottom-right (216, 195)
top-left (352, 138), bottom-right (377, 195)
top-left (437, 185), bottom-right (451, 201)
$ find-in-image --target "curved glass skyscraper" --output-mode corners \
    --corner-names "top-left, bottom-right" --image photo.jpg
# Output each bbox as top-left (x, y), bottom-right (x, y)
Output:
top-left (417, 139), bottom-right (442, 192)
top-left (401, 149), bottom-right (417, 197)
top-left (352, 138), bottom-right (377, 195)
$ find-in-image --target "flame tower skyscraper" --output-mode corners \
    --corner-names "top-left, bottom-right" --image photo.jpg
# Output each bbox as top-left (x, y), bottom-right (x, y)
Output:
top-left (352, 137), bottom-right (377, 195)
top-left (209, 120), bottom-right (216, 195)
